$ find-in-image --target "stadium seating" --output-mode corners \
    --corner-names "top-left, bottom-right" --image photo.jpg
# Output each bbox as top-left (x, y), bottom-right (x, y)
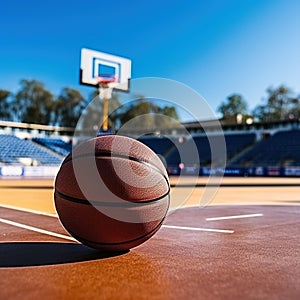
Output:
top-left (0, 135), bottom-right (62, 165)
top-left (138, 136), bottom-right (183, 157)
top-left (32, 137), bottom-right (72, 157)
top-left (1, 129), bottom-right (299, 169)
top-left (225, 133), bottom-right (256, 159)
top-left (229, 130), bottom-right (300, 167)
top-left (165, 133), bottom-right (256, 167)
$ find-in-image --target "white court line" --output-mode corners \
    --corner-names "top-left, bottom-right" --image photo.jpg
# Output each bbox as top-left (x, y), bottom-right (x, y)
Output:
top-left (0, 205), bottom-right (235, 235)
top-left (0, 204), bottom-right (57, 217)
top-left (0, 217), bottom-right (77, 242)
top-left (162, 225), bottom-right (234, 234)
top-left (206, 213), bottom-right (264, 221)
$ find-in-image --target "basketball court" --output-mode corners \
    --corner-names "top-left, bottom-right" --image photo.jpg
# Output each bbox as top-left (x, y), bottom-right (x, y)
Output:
top-left (1, 177), bottom-right (299, 300)
top-left (1, 49), bottom-right (299, 299)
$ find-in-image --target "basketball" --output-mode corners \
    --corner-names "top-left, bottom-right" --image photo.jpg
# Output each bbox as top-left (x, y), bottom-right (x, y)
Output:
top-left (54, 135), bottom-right (170, 251)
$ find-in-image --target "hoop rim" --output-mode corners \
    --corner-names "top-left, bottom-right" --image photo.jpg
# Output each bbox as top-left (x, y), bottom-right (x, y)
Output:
top-left (96, 74), bottom-right (119, 86)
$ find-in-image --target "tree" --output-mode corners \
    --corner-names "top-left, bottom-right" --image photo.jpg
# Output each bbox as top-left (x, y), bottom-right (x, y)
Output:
top-left (289, 96), bottom-right (300, 120)
top-left (116, 97), bottom-right (180, 132)
top-left (161, 106), bottom-right (178, 119)
top-left (252, 104), bottom-right (268, 122)
top-left (253, 85), bottom-right (297, 122)
top-left (54, 87), bottom-right (87, 127)
top-left (217, 94), bottom-right (248, 123)
top-left (0, 89), bottom-right (11, 120)
top-left (266, 85), bottom-right (290, 120)
top-left (14, 79), bottom-right (54, 124)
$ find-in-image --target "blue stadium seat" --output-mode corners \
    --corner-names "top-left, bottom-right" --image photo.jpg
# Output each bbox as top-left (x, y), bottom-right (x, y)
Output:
top-left (229, 130), bottom-right (300, 167)
top-left (165, 133), bottom-right (256, 167)
top-left (137, 136), bottom-right (181, 157)
top-left (32, 137), bottom-right (72, 157)
top-left (0, 134), bottom-right (63, 165)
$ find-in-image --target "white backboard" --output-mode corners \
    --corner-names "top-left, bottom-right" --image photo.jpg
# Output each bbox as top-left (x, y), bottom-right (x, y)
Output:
top-left (80, 48), bottom-right (131, 92)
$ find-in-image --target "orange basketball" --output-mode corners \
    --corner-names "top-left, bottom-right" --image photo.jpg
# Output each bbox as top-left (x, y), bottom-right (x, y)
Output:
top-left (54, 135), bottom-right (170, 251)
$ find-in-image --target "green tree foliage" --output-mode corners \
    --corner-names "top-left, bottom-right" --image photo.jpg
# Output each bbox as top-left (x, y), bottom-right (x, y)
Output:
top-left (0, 89), bottom-right (11, 120)
top-left (14, 80), bottom-right (54, 124)
top-left (4, 79), bottom-right (88, 127)
top-left (2, 78), bottom-right (299, 129)
top-left (289, 96), bottom-right (300, 120)
top-left (119, 98), bottom-right (152, 126)
top-left (79, 93), bottom-right (180, 134)
top-left (218, 94), bottom-right (248, 117)
top-left (1, 81), bottom-right (180, 130)
top-left (161, 106), bottom-right (178, 119)
top-left (217, 94), bottom-right (248, 123)
top-left (55, 87), bottom-right (87, 127)
top-left (116, 97), bottom-right (180, 131)
top-left (253, 85), bottom-right (299, 122)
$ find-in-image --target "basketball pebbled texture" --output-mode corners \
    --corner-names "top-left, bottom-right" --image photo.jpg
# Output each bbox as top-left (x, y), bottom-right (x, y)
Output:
top-left (54, 135), bottom-right (170, 251)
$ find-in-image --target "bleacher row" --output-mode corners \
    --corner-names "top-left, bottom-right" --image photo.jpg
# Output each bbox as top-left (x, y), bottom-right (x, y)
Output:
top-left (0, 129), bottom-right (300, 171)
top-left (0, 135), bottom-right (71, 166)
top-left (138, 130), bottom-right (300, 170)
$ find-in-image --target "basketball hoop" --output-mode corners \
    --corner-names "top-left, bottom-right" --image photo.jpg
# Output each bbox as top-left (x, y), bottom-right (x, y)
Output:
top-left (79, 48), bottom-right (131, 134)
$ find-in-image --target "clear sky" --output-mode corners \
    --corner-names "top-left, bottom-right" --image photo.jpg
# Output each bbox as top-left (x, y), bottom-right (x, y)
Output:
top-left (1, 0), bottom-right (300, 120)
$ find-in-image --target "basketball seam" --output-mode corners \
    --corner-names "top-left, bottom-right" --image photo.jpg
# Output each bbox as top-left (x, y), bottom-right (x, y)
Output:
top-left (63, 151), bottom-right (167, 180)
top-left (66, 214), bottom-right (167, 247)
top-left (54, 189), bottom-right (170, 206)
top-left (58, 152), bottom-right (170, 203)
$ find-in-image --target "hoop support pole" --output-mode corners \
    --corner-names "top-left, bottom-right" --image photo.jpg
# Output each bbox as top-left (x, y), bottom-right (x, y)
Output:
top-left (98, 86), bottom-right (112, 131)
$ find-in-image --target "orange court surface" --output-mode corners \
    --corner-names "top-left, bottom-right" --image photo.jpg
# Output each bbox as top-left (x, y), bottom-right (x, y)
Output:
top-left (0, 176), bottom-right (300, 300)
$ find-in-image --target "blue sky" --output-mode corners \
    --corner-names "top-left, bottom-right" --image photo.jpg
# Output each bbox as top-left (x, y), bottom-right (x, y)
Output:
top-left (1, 0), bottom-right (300, 120)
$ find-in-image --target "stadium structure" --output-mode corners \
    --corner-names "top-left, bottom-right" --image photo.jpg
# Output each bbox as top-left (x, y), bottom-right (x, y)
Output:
top-left (0, 118), bottom-right (300, 177)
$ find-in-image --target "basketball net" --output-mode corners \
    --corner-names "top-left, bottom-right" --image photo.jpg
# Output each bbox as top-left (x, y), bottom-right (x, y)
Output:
top-left (97, 75), bottom-right (118, 99)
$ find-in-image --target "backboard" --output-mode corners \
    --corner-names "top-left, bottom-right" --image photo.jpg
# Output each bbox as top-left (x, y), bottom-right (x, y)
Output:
top-left (80, 48), bottom-right (131, 92)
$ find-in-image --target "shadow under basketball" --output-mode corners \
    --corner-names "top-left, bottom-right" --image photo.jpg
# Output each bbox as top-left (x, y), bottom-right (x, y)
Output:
top-left (0, 242), bottom-right (128, 267)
